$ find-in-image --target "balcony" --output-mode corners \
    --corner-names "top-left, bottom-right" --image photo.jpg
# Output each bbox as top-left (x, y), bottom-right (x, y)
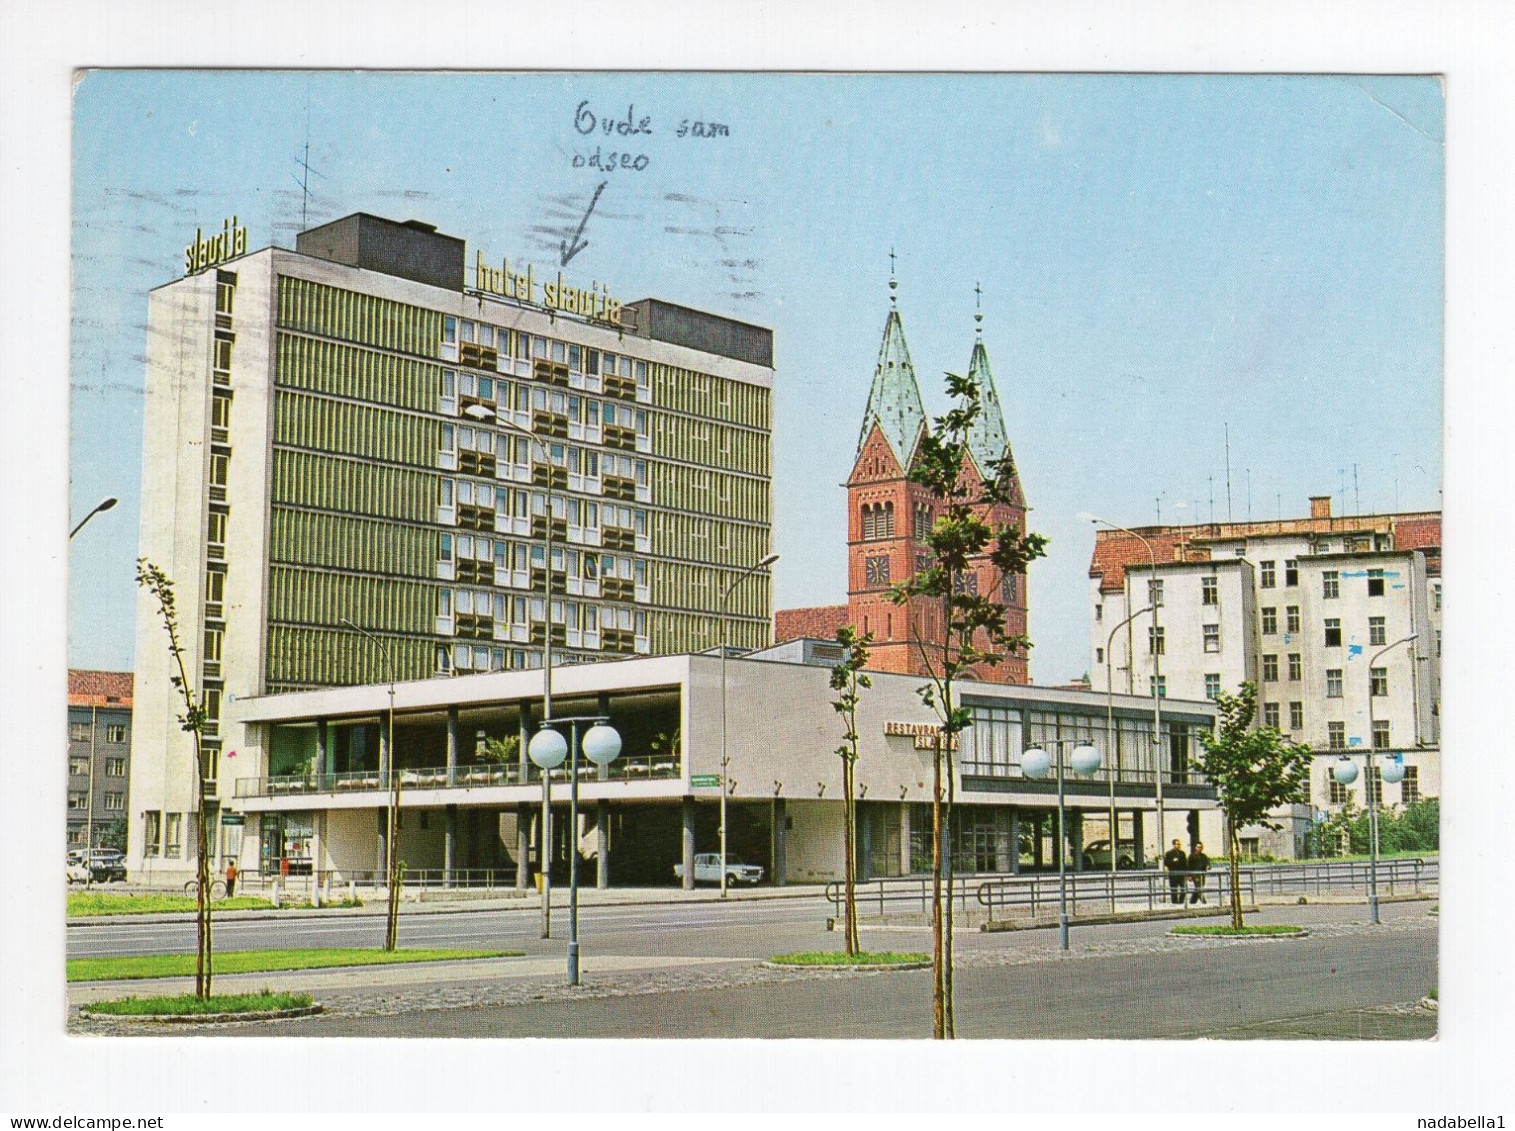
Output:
top-left (602, 474), bottom-right (636, 502)
top-left (459, 449), bottom-right (496, 478)
top-left (457, 503), bottom-right (494, 533)
top-left (603, 424), bottom-right (637, 452)
top-left (234, 752), bottom-right (684, 798)
top-left (455, 613), bottom-right (495, 641)
top-left (532, 464), bottom-right (568, 491)
top-left (533, 358), bottom-right (571, 388)
top-left (602, 373), bottom-right (637, 401)
top-left (459, 341), bottom-right (499, 370)
top-left (531, 410), bottom-right (569, 440)
top-left (601, 526), bottom-right (636, 552)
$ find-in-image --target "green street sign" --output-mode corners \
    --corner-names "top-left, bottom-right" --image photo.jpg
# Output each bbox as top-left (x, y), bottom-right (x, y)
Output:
top-left (690, 774), bottom-right (720, 788)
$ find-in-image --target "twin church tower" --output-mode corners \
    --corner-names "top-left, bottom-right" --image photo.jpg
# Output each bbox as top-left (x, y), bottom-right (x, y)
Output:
top-left (775, 270), bottom-right (1030, 684)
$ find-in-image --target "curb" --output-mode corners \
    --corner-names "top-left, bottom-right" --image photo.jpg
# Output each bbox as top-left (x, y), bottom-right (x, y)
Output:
top-left (1419, 996), bottom-right (1439, 1011)
top-left (982, 905), bottom-right (1251, 933)
top-left (1167, 928), bottom-right (1310, 939)
top-left (78, 1003), bottom-right (325, 1024)
top-left (761, 960), bottom-right (931, 972)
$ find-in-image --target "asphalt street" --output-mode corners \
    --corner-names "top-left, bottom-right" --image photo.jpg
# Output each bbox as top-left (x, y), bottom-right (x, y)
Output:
top-left (67, 897), bottom-right (1437, 1039)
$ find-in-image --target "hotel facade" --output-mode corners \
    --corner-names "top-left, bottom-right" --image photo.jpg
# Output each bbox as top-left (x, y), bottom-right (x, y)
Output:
top-left (128, 213), bottom-right (774, 880)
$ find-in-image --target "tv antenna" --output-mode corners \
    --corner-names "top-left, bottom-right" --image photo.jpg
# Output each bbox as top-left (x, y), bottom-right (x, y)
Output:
top-left (292, 97), bottom-right (325, 230)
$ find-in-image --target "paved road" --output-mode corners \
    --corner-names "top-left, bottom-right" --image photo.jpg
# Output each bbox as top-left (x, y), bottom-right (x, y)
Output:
top-left (68, 900), bottom-right (1437, 1040)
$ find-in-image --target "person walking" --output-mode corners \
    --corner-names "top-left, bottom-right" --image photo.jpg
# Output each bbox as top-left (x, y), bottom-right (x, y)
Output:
top-left (1163, 839), bottom-right (1188, 905)
top-left (225, 859), bottom-right (238, 899)
top-left (1187, 842), bottom-right (1211, 904)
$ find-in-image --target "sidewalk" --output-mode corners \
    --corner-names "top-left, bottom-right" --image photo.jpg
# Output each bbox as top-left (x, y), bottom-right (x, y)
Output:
top-left (67, 882), bottom-right (834, 927)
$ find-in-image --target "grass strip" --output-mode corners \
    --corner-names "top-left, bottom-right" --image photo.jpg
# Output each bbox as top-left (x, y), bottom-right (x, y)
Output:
top-left (768, 951), bottom-right (929, 966)
top-left (68, 894), bottom-right (278, 916)
top-left (69, 947), bottom-right (520, 982)
top-left (83, 991), bottom-right (313, 1016)
top-left (1171, 924), bottom-right (1305, 936)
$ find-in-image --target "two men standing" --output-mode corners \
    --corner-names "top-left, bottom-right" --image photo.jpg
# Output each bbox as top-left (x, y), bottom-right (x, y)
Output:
top-left (1163, 838), bottom-right (1212, 904)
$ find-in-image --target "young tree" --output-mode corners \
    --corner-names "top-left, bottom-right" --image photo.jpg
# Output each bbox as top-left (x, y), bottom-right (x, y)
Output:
top-left (889, 369), bottom-right (1048, 1038)
top-left (1194, 682), bottom-right (1313, 929)
top-left (829, 625), bottom-right (874, 956)
top-left (137, 560), bottom-right (216, 998)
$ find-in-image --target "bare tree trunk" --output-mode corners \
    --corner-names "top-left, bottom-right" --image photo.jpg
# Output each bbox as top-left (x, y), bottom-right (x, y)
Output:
top-left (385, 772), bottom-right (401, 951)
top-left (931, 734), bottom-right (945, 1039)
top-left (943, 732), bottom-right (956, 1039)
top-left (1228, 816), bottom-right (1244, 930)
top-left (842, 753), bottom-right (858, 955)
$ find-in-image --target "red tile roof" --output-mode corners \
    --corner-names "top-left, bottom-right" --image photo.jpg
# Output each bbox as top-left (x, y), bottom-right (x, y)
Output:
top-left (1088, 530), bottom-right (1206, 594)
top-left (68, 670), bottom-right (134, 708)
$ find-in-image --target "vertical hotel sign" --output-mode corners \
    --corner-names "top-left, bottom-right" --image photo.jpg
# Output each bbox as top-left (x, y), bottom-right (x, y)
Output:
top-left (185, 217), bottom-right (248, 275)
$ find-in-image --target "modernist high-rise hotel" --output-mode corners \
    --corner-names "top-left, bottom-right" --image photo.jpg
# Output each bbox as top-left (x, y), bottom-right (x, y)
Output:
top-left (129, 212), bottom-right (774, 875)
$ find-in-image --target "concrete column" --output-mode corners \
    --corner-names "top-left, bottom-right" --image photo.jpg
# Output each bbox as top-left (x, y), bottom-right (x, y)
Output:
top-left (899, 801), bottom-right (912, 875)
top-left (1070, 810), bottom-right (1085, 872)
top-left (772, 797), bottom-right (788, 886)
top-left (1008, 808), bottom-right (1021, 874)
top-left (446, 706), bottom-right (459, 787)
top-left (1132, 809), bottom-right (1145, 866)
top-left (309, 812), bottom-right (323, 902)
top-left (1187, 809), bottom-right (1201, 848)
top-left (316, 719), bottom-right (330, 780)
top-left (681, 798), bottom-right (697, 890)
top-left (858, 802), bottom-right (873, 884)
top-left (596, 801), bottom-right (610, 888)
top-left (378, 722), bottom-right (390, 781)
top-left (444, 805), bottom-right (457, 887)
top-left (516, 803), bottom-right (531, 889)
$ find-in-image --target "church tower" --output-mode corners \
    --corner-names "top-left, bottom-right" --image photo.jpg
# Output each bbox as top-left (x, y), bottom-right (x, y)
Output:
top-left (843, 276), bottom-right (1030, 684)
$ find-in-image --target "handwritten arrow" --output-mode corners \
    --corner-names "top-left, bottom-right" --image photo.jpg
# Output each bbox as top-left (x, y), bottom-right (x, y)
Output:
top-left (559, 181), bottom-right (607, 267)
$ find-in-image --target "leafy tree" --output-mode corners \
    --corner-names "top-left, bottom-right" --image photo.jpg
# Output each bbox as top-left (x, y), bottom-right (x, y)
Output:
top-left (829, 625), bottom-right (874, 956)
top-left (1194, 682), bottom-right (1312, 928)
top-left (101, 816), bottom-right (128, 853)
top-left (889, 369), bottom-right (1048, 1038)
top-left (480, 734), bottom-right (521, 767)
top-left (137, 560), bottom-right (216, 998)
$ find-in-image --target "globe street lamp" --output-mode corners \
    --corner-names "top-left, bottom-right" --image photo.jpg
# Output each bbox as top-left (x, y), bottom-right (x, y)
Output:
top-left (718, 552), bottom-right (779, 898)
top-left (1334, 632), bottom-right (1418, 925)
top-left (69, 496), bottom-right (118, 540)
top-left (1022, 741), bottom-right (1103, 950)
top-left (1082, 513), bottom-right (1165, 856)
top-left (528, 716), bottom-right (621, 986)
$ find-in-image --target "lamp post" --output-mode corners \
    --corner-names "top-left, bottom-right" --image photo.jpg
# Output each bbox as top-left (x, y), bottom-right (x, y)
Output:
top-left (718, 552), bottom-right (780, 898)
top-left (69, 496), bottom-right (118, 540)
top-left (1022, 741), bottom-right (1102, 950)
top-left (1082, 513), bottom-right (1165, 859)
top-left (528, 716), bottom-right (621, 986)
top-left (464, 404), bottom-right (557, 936)
top-left (340, 617), bottom-right (399, 950)
top-left (1105, 604), bottom-right (1154, 900)
top-left (1335, 632), bottom-right (1418, 924)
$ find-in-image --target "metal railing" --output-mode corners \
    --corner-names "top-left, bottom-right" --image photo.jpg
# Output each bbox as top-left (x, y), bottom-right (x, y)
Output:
top-left (234, 752), bottom-right (681, 797)
top-left (824, 857), bottom-right (1436, 919)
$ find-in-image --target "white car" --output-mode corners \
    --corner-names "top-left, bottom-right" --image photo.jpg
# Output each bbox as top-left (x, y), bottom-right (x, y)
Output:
top-left (673, 853), bottom-right (764, 886)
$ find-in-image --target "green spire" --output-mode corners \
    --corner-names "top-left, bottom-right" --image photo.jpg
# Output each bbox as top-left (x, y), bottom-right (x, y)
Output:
top-left (965, 284), bottom-right (1011, 478)
top-left (857, 260), bottom-right (926, 464)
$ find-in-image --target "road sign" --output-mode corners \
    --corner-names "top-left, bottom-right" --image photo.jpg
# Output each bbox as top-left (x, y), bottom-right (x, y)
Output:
top-left (690, 774), bottom-right (720, 788)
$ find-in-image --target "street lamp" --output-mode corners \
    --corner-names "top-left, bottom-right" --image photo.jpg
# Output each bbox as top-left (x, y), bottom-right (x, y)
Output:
top-left (340, 617), bottom-right (400, 950)
top-left (1082, 513), bottom-right (1165, 859)
top-left (1022, 741), bottom-right (1103, 950)
top-left (528, 716), bottom-right (621, 986)
top-left (718, 552), bottom-right (780, 898)
top-left (1105, 604), bottom-right (1154, 900)
top-left (1334, 632), bottom-right (1418, 925)
top-left (464, 403), bottom-right (557, 936)
top-left (69, 496), bottom-right (118, 540)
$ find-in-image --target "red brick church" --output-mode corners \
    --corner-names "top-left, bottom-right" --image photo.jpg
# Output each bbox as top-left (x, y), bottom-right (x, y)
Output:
top-left (775, 277), bottom-right (1030, 684)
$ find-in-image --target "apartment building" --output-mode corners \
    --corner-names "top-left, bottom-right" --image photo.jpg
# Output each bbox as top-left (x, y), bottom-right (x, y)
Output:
top-left (128, 212), bottom-right (774, 879)
top-left (1089, 496), bottom-right (1441, 847)
top-left (67, 671), bottom-right (133, 850)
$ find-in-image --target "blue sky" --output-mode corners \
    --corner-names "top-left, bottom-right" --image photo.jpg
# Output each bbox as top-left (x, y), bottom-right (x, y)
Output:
top-left (69, 71), bottom-right (1443, 682)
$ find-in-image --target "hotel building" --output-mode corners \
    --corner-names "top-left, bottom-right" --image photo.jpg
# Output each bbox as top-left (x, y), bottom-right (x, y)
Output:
top-left (128, 212), bottom-right (774, 879)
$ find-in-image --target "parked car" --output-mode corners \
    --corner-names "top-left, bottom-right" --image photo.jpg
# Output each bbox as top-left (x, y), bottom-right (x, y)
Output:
top-left (66, 858), bottom-right (92, 884)
top-left (1080, 839), bottom-right (1138, 871)
top-left (673, 853), bottom-right (764, 886)
top-left (85, 850), bottom-right (127, 882)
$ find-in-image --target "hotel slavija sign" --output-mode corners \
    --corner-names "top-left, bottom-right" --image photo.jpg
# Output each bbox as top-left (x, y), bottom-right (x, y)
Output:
top-left (474, 251), bottom-right (624, 326)
top-left (884, 721), bottom-right (959, 751)
top-left (185, 216), bottom-right (249, 274)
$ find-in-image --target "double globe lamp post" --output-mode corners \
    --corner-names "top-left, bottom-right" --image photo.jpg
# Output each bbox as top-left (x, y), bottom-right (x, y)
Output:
top-left (527, 719), bottom-right (622, 987)
top-left (1021, 741), bottom-right (1103, 950)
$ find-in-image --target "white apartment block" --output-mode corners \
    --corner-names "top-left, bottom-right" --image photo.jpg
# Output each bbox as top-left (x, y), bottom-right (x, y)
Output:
top-left (1089, 496), bottom-right (1441, 854)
